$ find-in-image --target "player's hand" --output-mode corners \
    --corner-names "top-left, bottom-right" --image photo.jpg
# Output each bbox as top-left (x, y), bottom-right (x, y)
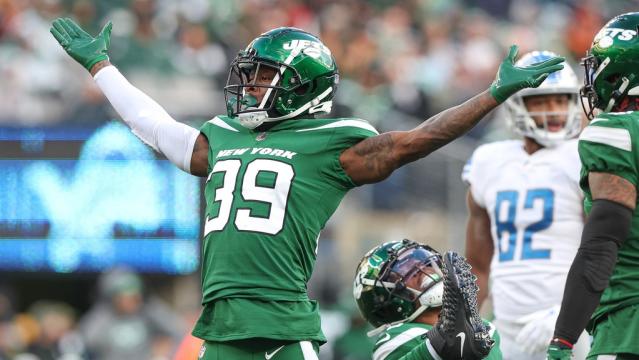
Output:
top-left (50, 17), bottom-right (112, 71)
top-left (489, 45), bottom-right (565, 103)
top-left (546, 338), bottom-right (573, 360)
top-left (515, 305), bottom-right (560, 354)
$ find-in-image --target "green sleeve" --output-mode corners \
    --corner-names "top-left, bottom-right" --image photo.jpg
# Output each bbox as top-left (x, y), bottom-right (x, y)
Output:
top-left (390, 337), bottom-right (503, 360)
top-left (391, 341), bottom-right (435, 360)
top-left (485, 328), bottom-right (503, 360)
top-left (578, 116), bottom-right (638, 189)
top-left (391, 329), bottom-right (502, 360)
top-left (320, 119), bottom-right (378, 189)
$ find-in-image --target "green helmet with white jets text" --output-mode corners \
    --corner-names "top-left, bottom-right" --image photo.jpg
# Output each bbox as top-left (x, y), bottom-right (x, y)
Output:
top-left (582, 12), bottom-right (639, 119)
top-left (353, 239), bottom-right (444, 334)
top-left (224, 27), bottom-right (339, 129)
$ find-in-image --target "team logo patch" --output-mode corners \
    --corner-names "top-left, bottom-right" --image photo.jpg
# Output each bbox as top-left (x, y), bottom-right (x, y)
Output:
top-left (256, 132), bottom-right (267, 141)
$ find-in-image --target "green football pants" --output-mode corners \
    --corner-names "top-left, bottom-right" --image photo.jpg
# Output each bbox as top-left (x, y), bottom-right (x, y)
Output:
top-left (198, 339), bottom-right (320, 360)
top-left (587, 305), bottom-right (639, 359)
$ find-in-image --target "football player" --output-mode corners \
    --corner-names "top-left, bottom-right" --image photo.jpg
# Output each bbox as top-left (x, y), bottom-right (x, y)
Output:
top-left (547, 12), bottom-right (639, 360)
top-left (463, 51), bottom-right (590, 360)
top-left (49, 18), bottom-right (564, 360)
top-left (354, 239), bottom-right (502, 360)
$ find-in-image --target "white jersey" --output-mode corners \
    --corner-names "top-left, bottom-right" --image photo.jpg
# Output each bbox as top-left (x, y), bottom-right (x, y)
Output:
top-left (462, 139), bottom-right (583, 323)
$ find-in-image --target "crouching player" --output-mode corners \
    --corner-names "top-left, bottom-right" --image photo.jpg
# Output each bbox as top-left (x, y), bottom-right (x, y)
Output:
top-left (353, 239), bottom-right (501, 360)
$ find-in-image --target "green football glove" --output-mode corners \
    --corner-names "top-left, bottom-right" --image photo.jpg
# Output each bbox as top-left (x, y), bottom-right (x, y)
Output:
top-left (489, 45), bottom-right (565, 103)
top-left (50, 17), bottom-right (112, 71)
top-left (546, 341), bottom-right (573, 360)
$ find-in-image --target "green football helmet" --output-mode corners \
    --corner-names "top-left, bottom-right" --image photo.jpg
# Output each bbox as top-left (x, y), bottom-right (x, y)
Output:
top-left (224, 27), bottom-right (339, 129)
top-left (353, 239), bottom-right (444, 334)
top-left (581, 12), bottom-right (639, 119)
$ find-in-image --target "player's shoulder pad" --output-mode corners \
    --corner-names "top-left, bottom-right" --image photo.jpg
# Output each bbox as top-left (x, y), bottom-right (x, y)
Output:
top-left (579, 112), bottom-right (635, 152)
top-left (295, 117), bottom-right (379, 135)
top-left (465, 139), bottom-right (522, 171)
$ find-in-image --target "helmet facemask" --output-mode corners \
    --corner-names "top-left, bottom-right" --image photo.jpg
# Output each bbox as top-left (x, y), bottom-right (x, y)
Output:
top-left (505, 51), bottom-right (581, 147)
top-left (507, 92), bottom-right (582, 147)
top-left (581, 53), bottom-right (637, 120)
top-left (225, 54), bottom-right (304, 129)
top-left (580, 53), bottom-right (602, 120)
top-left (381, 245), bottom-right (444, 309)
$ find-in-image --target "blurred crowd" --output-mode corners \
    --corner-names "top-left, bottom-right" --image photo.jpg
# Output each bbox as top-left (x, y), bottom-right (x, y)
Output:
top-left (0, 269), bottom-right (189, 360)
top-left (0, 249), bottom-right (374, 360)
top-left (1, 0), bottom-right (634, 135)
top-left (1, 0), bottom-right (638, 359)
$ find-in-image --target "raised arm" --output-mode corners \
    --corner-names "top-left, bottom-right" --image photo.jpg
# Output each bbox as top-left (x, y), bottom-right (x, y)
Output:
top-left (465, 190), bottom-right (493, 307)
top-left (340, 46), bottom-right (564, 185)
top-left (50, 18), bottom-right (209, 177)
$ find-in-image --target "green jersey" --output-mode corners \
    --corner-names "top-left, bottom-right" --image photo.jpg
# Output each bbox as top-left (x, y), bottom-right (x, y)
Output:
top-left (372, 322), bottom-right (502, 360)
top-left (193, 116), bottom-right (377, 341)
top-left (578, 111), bottom-right (639, 327)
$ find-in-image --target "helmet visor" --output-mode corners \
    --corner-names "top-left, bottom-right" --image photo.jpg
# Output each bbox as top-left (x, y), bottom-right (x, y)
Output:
top-left (383, 246), bottom-right (443, 302)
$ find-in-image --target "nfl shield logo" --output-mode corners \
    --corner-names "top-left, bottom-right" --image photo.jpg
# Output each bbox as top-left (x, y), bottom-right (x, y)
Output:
top-left (199, 344), bottom-right (206, 359)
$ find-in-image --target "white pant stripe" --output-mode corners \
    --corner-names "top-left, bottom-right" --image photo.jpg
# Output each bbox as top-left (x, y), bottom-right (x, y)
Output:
top-left (300, 341), bottom-right (318, 360)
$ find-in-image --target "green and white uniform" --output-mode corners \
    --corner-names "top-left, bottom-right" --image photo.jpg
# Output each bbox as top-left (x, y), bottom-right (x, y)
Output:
top-left (192, 116), bottom-right (377, 344)
top-left (578, 111), bottom-right (639, 357)
top-left (372, 322), bottom-right (502, 360)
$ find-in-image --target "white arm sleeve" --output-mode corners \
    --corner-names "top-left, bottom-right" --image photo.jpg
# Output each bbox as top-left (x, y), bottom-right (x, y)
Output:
top-left (93, 65), bottom-right (200, 173)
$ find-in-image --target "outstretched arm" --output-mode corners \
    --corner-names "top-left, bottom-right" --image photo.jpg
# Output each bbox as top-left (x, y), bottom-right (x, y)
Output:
top-left (341, 91), bottom-right (497, 185)
top-left (549, 172), bottom-right (635, 355)
top-left (340, 46), bottom-right (564, 185)
top-left (51, 18), bottom-right (209, 176)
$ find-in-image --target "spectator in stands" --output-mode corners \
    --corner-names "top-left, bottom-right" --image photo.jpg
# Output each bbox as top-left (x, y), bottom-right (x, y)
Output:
top-left (79, 268), bottom-right (185, 360)
top-left (23, 301), bottom-right (86, 360)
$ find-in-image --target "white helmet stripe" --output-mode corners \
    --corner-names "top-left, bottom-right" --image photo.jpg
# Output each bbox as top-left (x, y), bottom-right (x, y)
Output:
top-left (259, 44), bottom-right (305, 109)
top-left (593, 57), bottom-right (611, 81)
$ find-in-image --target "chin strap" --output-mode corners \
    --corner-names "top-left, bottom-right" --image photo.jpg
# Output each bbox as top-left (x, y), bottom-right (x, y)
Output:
top-left (604, 75), bottom-right (631, 112)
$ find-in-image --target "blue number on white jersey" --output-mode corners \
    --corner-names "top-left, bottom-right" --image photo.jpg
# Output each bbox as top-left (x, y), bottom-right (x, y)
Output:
top-left (495, 191), bottom-right (518, 262)
top-left (494, 188), bottom-right (554, 261)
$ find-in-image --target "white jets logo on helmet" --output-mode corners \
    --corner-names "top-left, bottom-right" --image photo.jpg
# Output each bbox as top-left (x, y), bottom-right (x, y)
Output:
top-left (283, 40), bottom-right (331, 58)
top-left (595, 28), bottom-right (637, 48)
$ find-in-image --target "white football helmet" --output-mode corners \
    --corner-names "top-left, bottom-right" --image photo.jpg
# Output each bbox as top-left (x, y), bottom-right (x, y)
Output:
top-left (505, 51), bottom-right (581, 147)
